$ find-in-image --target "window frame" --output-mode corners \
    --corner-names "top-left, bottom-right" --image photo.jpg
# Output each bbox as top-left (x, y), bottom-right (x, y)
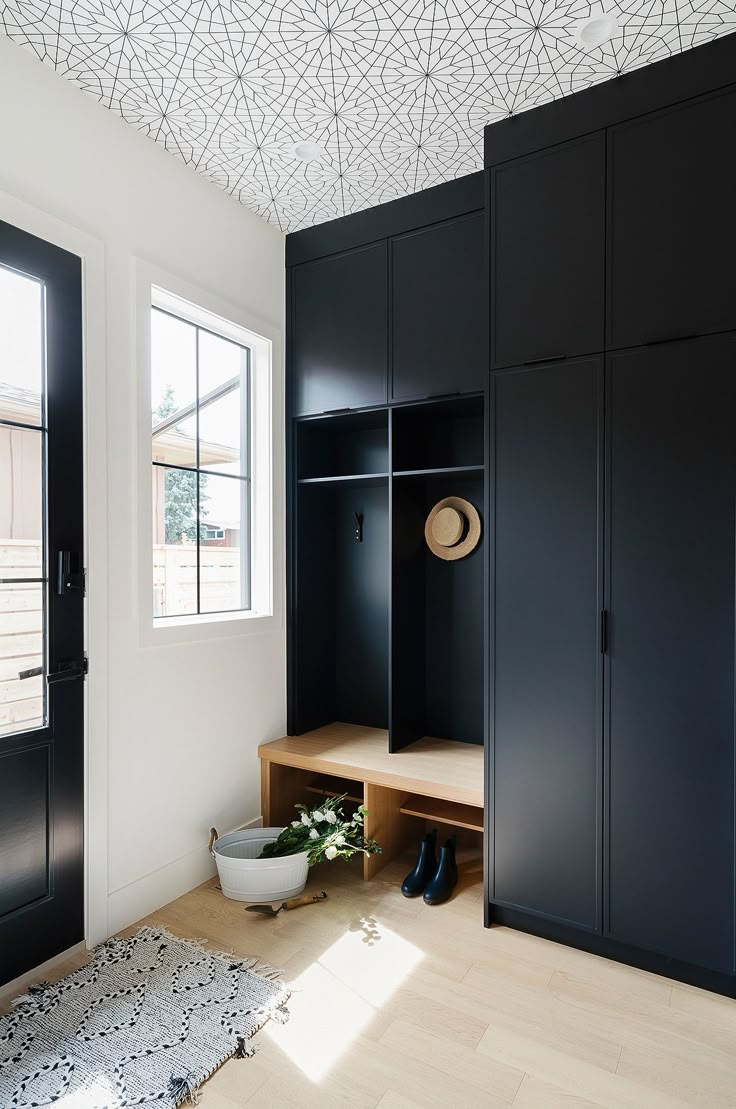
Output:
top-left (150, 302), bottom-right (252, 619)
top-left (136, 261), bottom-right (281, 646)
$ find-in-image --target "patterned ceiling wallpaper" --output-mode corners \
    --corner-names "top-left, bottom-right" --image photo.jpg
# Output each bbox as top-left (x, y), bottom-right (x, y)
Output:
top-left (1, 0), bottom-right (734, 231)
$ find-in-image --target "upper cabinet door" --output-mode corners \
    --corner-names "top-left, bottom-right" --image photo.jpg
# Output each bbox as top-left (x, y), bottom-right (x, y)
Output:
top-left (608, 88), bottom-right (736, 349)
top-left (391, 212), bottom-right (486, 401)
top-left (291, 243), bottom-right (388, 416)
top-left (490, 133), bottom-right (605, 369)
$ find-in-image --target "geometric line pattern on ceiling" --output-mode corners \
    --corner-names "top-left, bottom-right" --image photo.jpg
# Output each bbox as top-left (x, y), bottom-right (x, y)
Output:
top-left (1, 0), bottom-right (734, 231)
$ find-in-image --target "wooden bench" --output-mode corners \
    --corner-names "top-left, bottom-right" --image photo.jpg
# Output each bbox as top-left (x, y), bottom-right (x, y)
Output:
top-left (259, 722), bottom-right (484, 879)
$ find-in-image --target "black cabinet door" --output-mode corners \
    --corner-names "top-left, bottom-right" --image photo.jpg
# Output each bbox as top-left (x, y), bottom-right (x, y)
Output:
top-left (291, 242), bottom-right (388, 415)
top-left (392, 212), bottom-right (485, 400)
top-left (492, 358), bottom-right (602, 930)
top-left (607, 336), bottom-right (736, 973)
top-left (490, 134), bottom-right (605, 369)
top-left (608, 88), bottom-right (736, 349)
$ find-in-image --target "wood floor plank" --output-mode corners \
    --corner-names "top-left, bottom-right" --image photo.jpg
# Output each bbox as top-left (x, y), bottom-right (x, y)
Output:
top-left (379, 1019), bottom-right (522, 1104)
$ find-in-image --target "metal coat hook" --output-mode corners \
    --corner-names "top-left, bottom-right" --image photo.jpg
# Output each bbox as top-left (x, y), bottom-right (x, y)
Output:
top-left (353, 512), bottom-right (363, 542)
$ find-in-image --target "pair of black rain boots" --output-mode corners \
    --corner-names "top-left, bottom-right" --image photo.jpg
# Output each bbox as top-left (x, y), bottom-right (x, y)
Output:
top-left (401, 830), bottom-right (458, 905)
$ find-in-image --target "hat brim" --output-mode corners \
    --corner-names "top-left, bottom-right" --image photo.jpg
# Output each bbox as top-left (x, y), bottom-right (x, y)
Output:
top-left (425, 496), bottom-right (481, 561)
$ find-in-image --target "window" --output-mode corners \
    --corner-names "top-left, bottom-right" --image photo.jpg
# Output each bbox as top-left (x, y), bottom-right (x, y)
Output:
top-left (151, 299), bottom-right (251, 619)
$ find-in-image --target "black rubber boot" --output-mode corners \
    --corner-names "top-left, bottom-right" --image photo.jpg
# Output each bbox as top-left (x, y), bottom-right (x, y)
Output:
top-left (401, 830), bottom-right (438, 898)
top-left (423, 835), bottom-right (458, 905)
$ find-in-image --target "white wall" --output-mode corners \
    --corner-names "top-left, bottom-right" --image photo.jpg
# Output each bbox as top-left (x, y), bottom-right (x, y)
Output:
top-left (0, 37), bottom-right (286, 938)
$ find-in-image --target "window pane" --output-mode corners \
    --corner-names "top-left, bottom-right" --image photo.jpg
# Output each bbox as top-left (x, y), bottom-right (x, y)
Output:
top-left (152, 466), bottom-right (198, 617)
top-left (0, 427), bottom-right (43, 567)
top-left (199, 329), bottom-right (244, 397)
top-left (0, 583), bottom-right (45, 737)
top-left (0, 265), bottom-right (44, 428)
top-left (199, 474), bottom-right (247, 614)
top-left (152, 411), bottom-right (197, 468)
top-left (151, 309), bottom-right (196, 460)
top-left (199, 387), bottom-right (244, 476)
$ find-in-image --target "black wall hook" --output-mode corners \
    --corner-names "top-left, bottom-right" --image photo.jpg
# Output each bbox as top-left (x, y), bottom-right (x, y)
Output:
top-left (353, 512), bottom-right (363, 542)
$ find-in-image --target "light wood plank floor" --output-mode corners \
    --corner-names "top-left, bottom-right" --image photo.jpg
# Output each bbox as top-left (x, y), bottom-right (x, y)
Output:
top-left (8, 848), bottom-right (736, 1108)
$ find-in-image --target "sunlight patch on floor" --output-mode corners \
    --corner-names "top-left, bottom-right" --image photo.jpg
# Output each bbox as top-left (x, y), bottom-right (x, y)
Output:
top-left (57, 1075), bottom-right (118, 1107)
top-left (266, 916), bottom-right (424, 1081)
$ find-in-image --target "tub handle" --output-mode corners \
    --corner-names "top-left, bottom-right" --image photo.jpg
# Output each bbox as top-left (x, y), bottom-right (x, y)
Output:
top-left (208, 827), bottom-right (218, 856)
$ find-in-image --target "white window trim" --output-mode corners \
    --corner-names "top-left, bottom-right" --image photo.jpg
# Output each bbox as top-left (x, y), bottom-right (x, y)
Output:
top-left (135, 259), bottom-right (282, 646)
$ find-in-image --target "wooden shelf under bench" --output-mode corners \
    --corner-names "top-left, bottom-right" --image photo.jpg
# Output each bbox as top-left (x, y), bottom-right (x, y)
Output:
top-left (259, 722), bottom-right (484, 880)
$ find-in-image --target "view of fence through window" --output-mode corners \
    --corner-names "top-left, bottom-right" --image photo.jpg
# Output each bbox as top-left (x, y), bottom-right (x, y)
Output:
top-left (151, 304), bottom-right (250, 618)
top-left (0, 264), bottom-right (47, 736)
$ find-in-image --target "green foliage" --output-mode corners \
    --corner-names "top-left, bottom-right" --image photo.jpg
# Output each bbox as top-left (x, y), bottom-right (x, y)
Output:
top-left (154, 384), bottom-right (209, 544)
top-left (258, 795), bottom-right (381, 866)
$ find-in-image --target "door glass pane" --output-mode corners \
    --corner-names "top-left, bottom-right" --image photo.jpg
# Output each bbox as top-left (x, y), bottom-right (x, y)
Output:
top-left (0, 265), bottom-right (44, 428)
top-left (0, 583), bottom-right (45, 737)
top-left (152, 467), bottom-right (198, 617)
top-left (0, 427), bottom-right (43, 558)
top-left (152, 411), bottom-right (197, 469)
top-left (199, 474), bottom-right (246, 614)
top-left (199, 388), bottom-right (243, 476)
top-left (151, 309), bottom-right (196, 460)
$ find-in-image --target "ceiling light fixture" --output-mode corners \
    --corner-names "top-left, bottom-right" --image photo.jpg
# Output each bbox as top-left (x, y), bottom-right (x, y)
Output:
top-left (293, 140), bottom-right (324, 162)
top-left (575, 11), bottom-right (619, 48)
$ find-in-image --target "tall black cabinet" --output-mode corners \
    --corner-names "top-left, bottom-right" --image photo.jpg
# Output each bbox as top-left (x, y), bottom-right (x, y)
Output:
top-left (486, 32), bottom-right (736, 995)
top-left (287, 175), bottom-right (487, 758)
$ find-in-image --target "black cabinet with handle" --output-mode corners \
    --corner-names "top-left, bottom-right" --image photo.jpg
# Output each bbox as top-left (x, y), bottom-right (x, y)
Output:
top-left (492, 357), bottom-right (602, 931)
top-left (606, 335), bottom-right (736, 973)
top-left (291, 242), bottom-right (388, 416)
top-left (490, 133), bottom-right (605, 369)
top-left (607, 87), bottom-right (736, 350)
top-left (392, 212), bottom-right (485, 401)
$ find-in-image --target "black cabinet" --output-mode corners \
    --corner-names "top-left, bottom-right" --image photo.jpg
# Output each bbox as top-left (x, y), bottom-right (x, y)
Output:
top-left (492, 358), bottom-right (602, 930)
top-left (607, 336), bottom-right (736, 973)
top-left (392, 213), bottom-right (485, 400)
top-left (291, 243), bottom-right (388, 415)
top-left (608, 88), bottom-right (736, 349)
top-left (490, 134), bottom-right (605, 368)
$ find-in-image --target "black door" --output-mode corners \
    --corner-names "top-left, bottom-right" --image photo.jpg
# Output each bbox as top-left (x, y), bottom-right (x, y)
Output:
top-left (391, 212), bottom-right (486, 401)
top-left (0, 222), bottom-right (84, 985)
top-left (490, 133), bottom-right (605, 369)
top-left (291, 243), bottom-right (388, 416)
top-left (607, 335), bottom-right (735, 972)
top-left (607, 87), bottom-right (736, 349)
top-left (492, 358), bottom-right (602, 930)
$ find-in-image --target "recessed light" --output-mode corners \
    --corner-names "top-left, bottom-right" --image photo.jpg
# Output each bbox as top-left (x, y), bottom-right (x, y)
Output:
top-left (292, 140), bottom-right (324, 162)
top-left (575, 11), bottom-right (619, 48)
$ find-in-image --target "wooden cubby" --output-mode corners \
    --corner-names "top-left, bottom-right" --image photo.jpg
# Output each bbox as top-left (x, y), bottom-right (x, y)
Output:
top-left (297, 409), bottom-right (388, 482)
top-left (391, 394), bottom-right (484, 475)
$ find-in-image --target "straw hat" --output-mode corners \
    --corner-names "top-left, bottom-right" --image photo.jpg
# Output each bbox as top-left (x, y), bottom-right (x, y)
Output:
top-left (424, 496), bottom-right (481, 561)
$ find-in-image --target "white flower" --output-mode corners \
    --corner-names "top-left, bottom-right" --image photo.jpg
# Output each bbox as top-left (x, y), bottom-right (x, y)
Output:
top-left (325, 845), bottom-right (338, 860)
top-left (309, 828), bottom-right (319, 840)
top-left (335, 834), bottom-right (346, 846)
top-left (291, 820), bottom-right (301, 828)
top-left (312, 810), bottom-right (324, 823)
top-left (324, 811), bottom-right (337, 824)
top-left (352, 812), bottom-right (362, 824)
top-left (300, 812), bottom-right (312, 826)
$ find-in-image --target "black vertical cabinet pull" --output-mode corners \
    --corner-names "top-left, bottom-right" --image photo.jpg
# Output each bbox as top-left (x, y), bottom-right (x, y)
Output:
top-left (600, 609), bottom-right (609, 654)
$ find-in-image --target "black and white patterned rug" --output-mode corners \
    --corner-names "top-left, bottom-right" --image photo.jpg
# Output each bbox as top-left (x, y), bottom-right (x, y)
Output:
top-left (0, 926), bottom-right (290, 1107)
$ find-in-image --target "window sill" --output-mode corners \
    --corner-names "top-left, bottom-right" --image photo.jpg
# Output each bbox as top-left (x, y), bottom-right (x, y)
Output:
top-left (140, 606), bottom-right (280, 648)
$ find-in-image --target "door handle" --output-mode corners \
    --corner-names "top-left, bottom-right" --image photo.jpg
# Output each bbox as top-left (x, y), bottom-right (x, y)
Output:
top-left (47, 658), bottom-right (88, 684)
top-left (18, 665), bottom-right (43, 680)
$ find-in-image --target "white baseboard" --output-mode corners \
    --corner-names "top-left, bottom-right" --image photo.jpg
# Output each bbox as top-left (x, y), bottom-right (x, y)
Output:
top-left (106, 816), bottom-right (263, 936)
top-left (0, 942), bottom-right (87, 1010)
